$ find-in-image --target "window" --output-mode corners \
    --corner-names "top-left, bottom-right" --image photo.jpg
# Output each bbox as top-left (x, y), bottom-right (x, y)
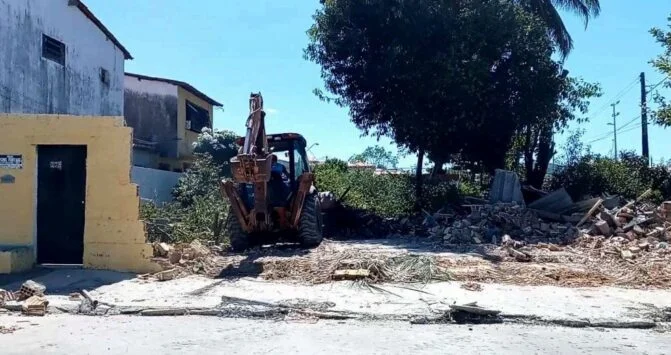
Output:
top-left (293, 148), bottom-right (306, 178)
top-left (42, 34), bottom-right (65, 65)
top-left (100, 68), bottom-right (110, 86)
top-left (185, 100), bottom-right (210, 133)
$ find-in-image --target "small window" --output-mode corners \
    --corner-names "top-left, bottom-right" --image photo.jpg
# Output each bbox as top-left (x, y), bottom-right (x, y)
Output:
top-left (158, 163), bottom-right (171, 171)
top-left (100, 68), bottom-right (110, 86)
top-left (42, 34), bottom-right (65, 65)
top-left (185, 100), bottom-right (210, 133)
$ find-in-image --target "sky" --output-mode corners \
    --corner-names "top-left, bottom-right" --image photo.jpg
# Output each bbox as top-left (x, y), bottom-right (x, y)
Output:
top-left (86, 0), bottom-right (671, 168)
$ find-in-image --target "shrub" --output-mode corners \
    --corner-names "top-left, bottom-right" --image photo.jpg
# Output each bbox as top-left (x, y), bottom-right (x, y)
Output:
top-left (173, 153), bottom-right (222, 206)
top-left (313, 159), bottom-right (482, 217)
top-left (549, 150), bottom-right (671, 202)
top-left (141, 140), bottom-right (231, 245)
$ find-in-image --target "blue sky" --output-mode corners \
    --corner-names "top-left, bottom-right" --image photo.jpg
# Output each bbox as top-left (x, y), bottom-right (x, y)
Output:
top-left (87, 0), bottom-right (671, 167)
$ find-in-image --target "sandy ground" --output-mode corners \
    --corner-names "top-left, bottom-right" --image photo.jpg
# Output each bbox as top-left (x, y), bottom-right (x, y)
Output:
top-left (1, 314), bottom-right (669, 355)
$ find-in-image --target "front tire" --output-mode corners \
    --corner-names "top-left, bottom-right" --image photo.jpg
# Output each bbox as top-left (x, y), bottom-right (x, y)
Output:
top-left (298, 193), bottom-right (324, 248)
top-left (225, 206), bottom-right (249, 252)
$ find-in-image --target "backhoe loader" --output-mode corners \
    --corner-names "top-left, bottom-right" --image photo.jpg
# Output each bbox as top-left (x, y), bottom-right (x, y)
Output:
top-left (220, 93), bottom-right (323, 251)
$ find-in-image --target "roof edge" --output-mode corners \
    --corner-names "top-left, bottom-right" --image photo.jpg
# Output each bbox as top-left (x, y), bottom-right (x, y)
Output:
top-left (75, 1), bottom-right (133, 59)
top-left (125, 72), bottom-right (223, 107)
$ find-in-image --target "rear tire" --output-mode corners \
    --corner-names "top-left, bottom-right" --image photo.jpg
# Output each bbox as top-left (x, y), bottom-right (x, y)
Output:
top-left (225, 206), bottom-right (249, 252)
top-left (298, 193), bottom-right (323, 248)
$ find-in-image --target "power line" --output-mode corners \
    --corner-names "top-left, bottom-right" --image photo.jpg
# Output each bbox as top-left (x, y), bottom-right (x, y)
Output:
top-left (586, 75), bottom-right (639, 122)
top-left (647, 76), bottom-right (669, 93)
top-left (618, 123), bottom-right (643, 135)
top-left (616, 115), bottom-right (641, 132)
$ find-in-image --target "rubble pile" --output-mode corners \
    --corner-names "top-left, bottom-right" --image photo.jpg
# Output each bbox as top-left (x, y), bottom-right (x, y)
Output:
top-left (436, 202), bottom-right (578, 245)
top-left (148, 239), bottom-right (224, 280)
top-left (574, 200), bottom-right (671, 260)
top-left (0, 280), bottom-right (49, 316)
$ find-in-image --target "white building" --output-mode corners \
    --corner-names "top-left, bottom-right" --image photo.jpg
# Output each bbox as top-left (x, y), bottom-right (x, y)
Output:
top-left (0, 0), bottom-right (131, 115)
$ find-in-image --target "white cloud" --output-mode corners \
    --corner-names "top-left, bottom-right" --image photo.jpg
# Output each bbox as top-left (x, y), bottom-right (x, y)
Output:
top-left (265, 108), bottom-right (279, 115)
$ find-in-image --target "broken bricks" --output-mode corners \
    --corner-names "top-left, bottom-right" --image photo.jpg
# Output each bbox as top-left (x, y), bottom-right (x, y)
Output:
top-left (21, 295), bottom-right (48, 316)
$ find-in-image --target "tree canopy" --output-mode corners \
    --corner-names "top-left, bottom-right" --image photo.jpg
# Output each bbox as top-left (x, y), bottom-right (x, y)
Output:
top-left (650, 15), bottom-right (671, 126)
top-left (349, 145), bottom-right (399, 169)
top-left (516, 0), bottom-right (601, 57)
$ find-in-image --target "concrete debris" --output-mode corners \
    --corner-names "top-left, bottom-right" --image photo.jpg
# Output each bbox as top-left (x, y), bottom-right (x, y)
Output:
top-left (147, 239), bottom-right (223, 280)
top-left (594, 220), bottom-right (612, 237)
top-left (442, 202), bottom-right (579, 246)
top-left (449, 302), bottom-right (501, 316)
top-left (69, 292), bottom-right (82, 301)
top-left (153, 242), bottom-right (172, 257)
top-left (489, 169), bottom-right (525, 205)
top-left (154, 268), bottom-right (178, 281)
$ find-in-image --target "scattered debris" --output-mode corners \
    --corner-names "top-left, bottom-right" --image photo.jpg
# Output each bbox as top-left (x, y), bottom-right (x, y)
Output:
top-left (0, 325), bottom-right (19, 334)
top-left (461, 282), bottom-right (483, 292)
top-left (81, 289), bottom-right (98, 309)
top-left (148, 239), bottom-right (223, 280)
top-left (68, 292), bottom-right (82, 301)
top-left (154, 242), bottom-right (172, 257)
top-left (154, 268), bottom-right (179, 281)
top-left (412, 302), bottom-right (502, 325)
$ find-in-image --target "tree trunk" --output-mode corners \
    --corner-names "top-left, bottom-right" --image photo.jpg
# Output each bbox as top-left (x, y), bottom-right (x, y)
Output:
top-left (528, 125), bottom-right (555, 189)
top-left (415, 148), bottom-right (425, 211)
top-left (430, 157), bottom-right (446, 177)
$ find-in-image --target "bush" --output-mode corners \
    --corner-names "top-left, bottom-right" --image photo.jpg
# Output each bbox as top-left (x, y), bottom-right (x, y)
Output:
top-left (141, 138), bottom-right (231, 245)
top-left (549, 150), bottom-right (671, 202)
top-left (313, 159), bottom-right (482, 217)
top-left (140, 196), bottom-right (227, 245)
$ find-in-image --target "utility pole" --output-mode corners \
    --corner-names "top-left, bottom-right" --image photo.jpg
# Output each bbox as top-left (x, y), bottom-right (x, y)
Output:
top-left (608, 101), bottom-right (620, 160)
top-left (640, 72), bottom-right (650, 164)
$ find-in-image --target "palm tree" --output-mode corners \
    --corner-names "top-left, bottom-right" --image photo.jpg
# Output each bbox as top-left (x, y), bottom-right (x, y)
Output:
top-left (518, 0), bottom-right (601, 58)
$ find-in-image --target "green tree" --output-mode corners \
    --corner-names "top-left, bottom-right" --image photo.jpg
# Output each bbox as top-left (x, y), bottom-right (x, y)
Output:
top-left (306, 0), bottom-right (526, 203)
top-left (192, 128), bottom-right (238, 177)
top-left (650, 15), bottom-right (671, 125)
top-left (305, 0), bottom-right (600, 198)
top-left (517, 0), bottom-right (601, 57)
top-left (349, 145), bottom-right (399, 169)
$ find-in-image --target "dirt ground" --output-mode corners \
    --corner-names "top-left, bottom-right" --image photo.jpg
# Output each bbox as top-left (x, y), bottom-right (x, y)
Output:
top-left (179, 237), bottom-right (671, 289)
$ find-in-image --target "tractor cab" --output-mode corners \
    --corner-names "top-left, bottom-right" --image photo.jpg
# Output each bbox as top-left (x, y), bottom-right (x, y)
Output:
top-left (235, 133), bottom-right (311, 209)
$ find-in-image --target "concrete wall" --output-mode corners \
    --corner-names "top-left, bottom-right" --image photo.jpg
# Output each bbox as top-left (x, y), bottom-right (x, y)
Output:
top-left (0, 114), bottom-right (161, 274)
top-left (124, 76), bottom-right (179, 159)
top-left (132, 148), bottom-right (159, 169)
top-left (131, 166), bottom-right (182, 203)
top-left (177, 87), bottom-right (213, 159)
top-left (0, 0), bottom-right (125, 115)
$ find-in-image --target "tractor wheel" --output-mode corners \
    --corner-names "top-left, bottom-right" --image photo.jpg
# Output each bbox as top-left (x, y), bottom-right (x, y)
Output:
top-left (298, 193), bottom-right (324, 248)
top-left (225, 206), bottom-right (249, 252)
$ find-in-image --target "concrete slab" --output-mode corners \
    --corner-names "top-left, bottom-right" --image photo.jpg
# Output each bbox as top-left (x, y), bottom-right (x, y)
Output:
top-left (86, 275), bottom-right (671, 323)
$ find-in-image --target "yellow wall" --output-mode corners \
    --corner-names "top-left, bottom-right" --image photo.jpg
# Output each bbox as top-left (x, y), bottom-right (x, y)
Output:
top-left (0, 114), bottom-right (161, 274)
top-left (177, 87), bottom-right (213, 159)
